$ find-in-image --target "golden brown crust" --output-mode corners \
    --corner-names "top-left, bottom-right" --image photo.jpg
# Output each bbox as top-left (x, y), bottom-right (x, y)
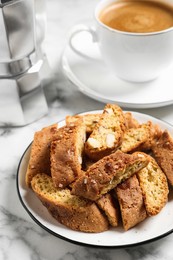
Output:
top-left (119, 123), bottom-right (150, 153)
top-left (50, 121), bottom-right (86, 188)
top-left (116, 175), bottom-right (147, 231)
top-left (124, 112), bottom-right (140, 129)
top-left (96, 193), bottom-right (119, 227)
top-left (47, 203), bottom-right (109, 233)
top-left (84, 104), bottom-right (126, 160)
top-left (66, 113), bottom-right (101, 133)
top-left (31, 173), bottom-right (109, 233)
top-left (152, 130), bottom-right (173, 186)
top-left (136, 152), bottom-right (169, 216)
top-left (120, 121), bottom-right (162, 153)
top-left (25, 123), bottom-right (59, 187)
top-left (139, 121), bottom-right (162, 151)
top-left (71, 150), bottom-right (149, 201)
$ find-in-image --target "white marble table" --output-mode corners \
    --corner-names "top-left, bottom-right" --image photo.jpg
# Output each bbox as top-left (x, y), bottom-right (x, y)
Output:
top-left (1, 0), bottom-right (173, 259)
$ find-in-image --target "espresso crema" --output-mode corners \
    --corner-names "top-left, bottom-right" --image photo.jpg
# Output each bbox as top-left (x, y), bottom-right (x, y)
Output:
top-left (99, 1), bottom-right (173, 33)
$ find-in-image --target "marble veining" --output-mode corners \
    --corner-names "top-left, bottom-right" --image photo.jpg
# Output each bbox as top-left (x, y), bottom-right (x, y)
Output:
top-left (1, 0), bottom-right (173, 259)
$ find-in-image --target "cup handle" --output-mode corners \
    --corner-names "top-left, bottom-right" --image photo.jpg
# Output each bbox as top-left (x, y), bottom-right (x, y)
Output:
top-left (68, 24), bottom-right (98, 60)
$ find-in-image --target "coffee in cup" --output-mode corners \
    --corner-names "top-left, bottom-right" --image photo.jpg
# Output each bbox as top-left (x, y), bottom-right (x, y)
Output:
top-left (99, 1), bottom-right (173, 33)
top-left (69, 0), bottom-right (173, 82)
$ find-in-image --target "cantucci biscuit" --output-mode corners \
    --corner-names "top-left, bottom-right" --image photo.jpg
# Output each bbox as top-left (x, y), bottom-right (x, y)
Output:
top-left (116, 174), bottom-right (147, 230)
top-left (25, 123), bottom-right (58, 187)
top-left (152, 130), bottom-right (173, 186)
top-left (136, 152), bottom-right (169, 216)
top-left (120, 121), bottom-right (162, 153)
top-left (139, 121), bottom-right (162, 151)
top-left (119, 123), bottom-right (150, 153)
top-left (96, 192), bottom-right (119, 227)
top-left (85, 104), bottom-right (126, 160)
top-left (31, 173), bottom-right (109, 233)
top-left (50, 120), bottom-right (86, 188)
top-left (71, 150), bottom-right (149, 201)
top-left (124, 112), bottom-right (140, 129)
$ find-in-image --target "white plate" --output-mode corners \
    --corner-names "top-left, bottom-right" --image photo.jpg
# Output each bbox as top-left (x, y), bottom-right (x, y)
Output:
top-left (61, 31), bottom-right (173, 109)
top-left (17, 110), bottom-right (173, 248)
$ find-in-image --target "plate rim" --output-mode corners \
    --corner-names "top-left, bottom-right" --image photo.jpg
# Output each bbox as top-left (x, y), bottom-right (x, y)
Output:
top-left (16, 110), bottom-right (173, 248)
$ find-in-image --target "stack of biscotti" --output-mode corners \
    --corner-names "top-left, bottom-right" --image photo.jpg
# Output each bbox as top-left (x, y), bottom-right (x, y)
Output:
top-left (26, 103), bottom-right (171, 232)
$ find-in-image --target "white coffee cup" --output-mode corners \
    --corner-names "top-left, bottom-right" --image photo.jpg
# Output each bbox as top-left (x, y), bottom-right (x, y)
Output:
top-left (68, 0), bottom-right (173, 82)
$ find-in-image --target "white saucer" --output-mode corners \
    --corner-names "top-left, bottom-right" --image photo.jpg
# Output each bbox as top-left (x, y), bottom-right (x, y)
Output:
top-left (61, 31), bottom-right (173, 109)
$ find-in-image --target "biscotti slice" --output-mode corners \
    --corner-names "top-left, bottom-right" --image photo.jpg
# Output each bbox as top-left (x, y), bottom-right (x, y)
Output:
top-left (120, 121), bottom-right (162, 153)
top-left (124, 112), bottom-right (140, 129)
top-left (119, 123), bottom-right (149, 153)
top-left (31, 173), bottom-right (109, 233)
top-left (96, 192), bottom-right (119, 227)
top-left (71, 150), bottom-right (149, 201)
top-left (136, 152), bottom-right (169, 216)
top-left (85, 104), bottom-right (126, 160)
top-left (50, 120), bottom-right (86, 189)
top-left (152, 130), bottom-right (173, 185)
top-left (139, 121), bottom-right (162, 151)
top-left (66, 113), bottom-right (101, 134)
top-left (25, 123), bottom-right (59, 187)
top-left (116, 174), bottom-right (147, 231)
